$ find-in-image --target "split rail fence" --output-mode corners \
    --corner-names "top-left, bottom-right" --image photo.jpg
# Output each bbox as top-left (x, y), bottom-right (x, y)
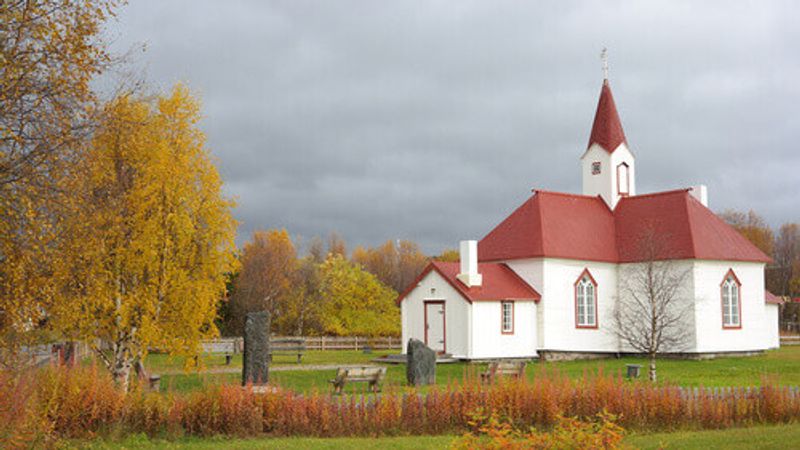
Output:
top-left (201, 336), bottom-right (402, 353)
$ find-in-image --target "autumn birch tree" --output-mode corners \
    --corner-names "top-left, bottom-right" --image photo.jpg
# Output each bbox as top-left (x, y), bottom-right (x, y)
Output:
top-left (612, 228), bottom-right (692, 382)
top-left (0, 0), bottom-right (119, 355)
top-left (53, 86), bottom-right (237, 390)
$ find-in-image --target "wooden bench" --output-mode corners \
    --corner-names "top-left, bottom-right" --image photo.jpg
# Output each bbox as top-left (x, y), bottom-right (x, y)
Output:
top-left (480, 361), bottom-right (527, 383)
top-left (329, 366), bottom-right (387, 394)
top-left (269, 338), bottom-right (306, 364)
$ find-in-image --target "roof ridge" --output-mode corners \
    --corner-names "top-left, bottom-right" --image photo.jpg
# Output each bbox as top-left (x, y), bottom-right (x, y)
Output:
top-left (682, 191), bottom-right (699, 259)
top-left (621, 188), bottom-right (691, 201)
top-left (499, 262), bottom-right (541, 301)
top-left (532, 189), bottom-right (608, 200)
top-left (536, 192), bottom-right (546, 255)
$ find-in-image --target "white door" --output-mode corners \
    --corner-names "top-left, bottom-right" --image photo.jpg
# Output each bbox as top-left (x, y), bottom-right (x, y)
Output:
top-left (425, 301), bottom-right (446, 353)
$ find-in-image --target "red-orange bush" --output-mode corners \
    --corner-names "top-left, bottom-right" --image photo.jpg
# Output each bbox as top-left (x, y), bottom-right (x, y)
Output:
top-left (1, 363), bottom-right (800, 442)
top-left (0, 369), bottom-right (52, 449)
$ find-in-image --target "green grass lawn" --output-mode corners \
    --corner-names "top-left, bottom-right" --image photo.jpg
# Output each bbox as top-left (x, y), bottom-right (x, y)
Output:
top-left (69, 424), bottom-right (800, 449)
top-left (157, 359), bottom-right (474, 394)
top-left (153, 346), bottom-right (800, 394)
top-left (146, 350), bottom-right (380, 373)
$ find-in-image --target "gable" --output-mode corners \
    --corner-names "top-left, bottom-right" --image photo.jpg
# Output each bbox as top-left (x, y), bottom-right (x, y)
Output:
top-left (396, 261), bottom-right (541, 304)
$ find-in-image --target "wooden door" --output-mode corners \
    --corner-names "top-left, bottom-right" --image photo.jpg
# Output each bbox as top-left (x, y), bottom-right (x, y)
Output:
top-left (424, 301), bottom-right (446, 353)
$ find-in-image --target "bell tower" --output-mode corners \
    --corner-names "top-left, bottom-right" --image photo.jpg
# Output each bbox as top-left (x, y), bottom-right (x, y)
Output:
top-left (581, 49), bottom-right (635, 209)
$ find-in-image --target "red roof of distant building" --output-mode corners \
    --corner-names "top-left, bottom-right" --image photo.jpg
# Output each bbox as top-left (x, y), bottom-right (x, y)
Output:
top-left (765, 290), bottom-right (784, 305)
top-left (479, 189), bottom-right (772, 264)
top-left (396, 260), bottom-right (541, 304)
top-left (588, 80), bottom-right (628, 153)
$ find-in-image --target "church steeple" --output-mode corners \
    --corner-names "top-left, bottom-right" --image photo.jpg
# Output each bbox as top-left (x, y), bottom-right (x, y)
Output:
top-left (587, 79), bottom-right (627, 153)
top-left (581, 50), bottom-right (635, 209)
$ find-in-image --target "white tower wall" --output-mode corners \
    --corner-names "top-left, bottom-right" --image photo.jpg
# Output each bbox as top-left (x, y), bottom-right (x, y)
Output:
top-left (581, 143), bottom-right (635, 209)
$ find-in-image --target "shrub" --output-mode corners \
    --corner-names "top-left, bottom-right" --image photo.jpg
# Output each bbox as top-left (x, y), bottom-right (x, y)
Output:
top-left (451, 409), bottom-right (625, 450)
top-left (1, 363), bottom-right (800, 442)
top-left (0, 369), bottom-right (52, 449)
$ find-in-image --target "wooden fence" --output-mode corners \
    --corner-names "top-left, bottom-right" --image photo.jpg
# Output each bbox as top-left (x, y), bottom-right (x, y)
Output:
top-left (6, 341), bottom-right (94, 368)
top-left (781, 335), bottom-right (800, 346)
top-left (201, 336), bottom-right (402, 353)
top-left (297, 336), bottom-right (401, 351)
top-left (676, 385), bottom-right (800, 401)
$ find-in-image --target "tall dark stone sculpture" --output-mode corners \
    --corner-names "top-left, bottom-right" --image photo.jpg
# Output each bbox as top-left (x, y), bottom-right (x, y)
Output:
top-left (243, 311), bottom-right (270, 385)
top-left (406, 338), bottom-right (436, 386)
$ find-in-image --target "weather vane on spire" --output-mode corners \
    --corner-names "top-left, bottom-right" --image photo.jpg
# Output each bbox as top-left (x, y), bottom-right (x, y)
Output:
top-left (601, 47), bottom-right (609, 80)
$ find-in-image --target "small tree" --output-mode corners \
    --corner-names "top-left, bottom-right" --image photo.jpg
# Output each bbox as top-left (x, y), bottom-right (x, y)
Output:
top-left (230, 229), bottom-right (299, 335)
top-left (612, 228), bottom-right (692, 382)
top-left (318, 254), bottom-right (400, 336)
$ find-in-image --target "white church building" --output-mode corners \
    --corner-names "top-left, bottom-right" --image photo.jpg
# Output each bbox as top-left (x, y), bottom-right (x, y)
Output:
top-left (397, 76), bottom-right (782, 360)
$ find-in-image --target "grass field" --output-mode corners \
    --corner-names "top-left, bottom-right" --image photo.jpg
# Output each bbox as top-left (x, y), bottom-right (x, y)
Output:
top-left (150, 345), bottom-right (800, 394)
top-left (72, 423), bottom-right (800, 449)
top-left (146, 350), bottom-right (379, 373)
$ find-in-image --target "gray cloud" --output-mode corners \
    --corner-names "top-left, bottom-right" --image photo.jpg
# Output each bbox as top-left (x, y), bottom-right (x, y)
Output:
top-left (105, 0), bottom-right (800, 253)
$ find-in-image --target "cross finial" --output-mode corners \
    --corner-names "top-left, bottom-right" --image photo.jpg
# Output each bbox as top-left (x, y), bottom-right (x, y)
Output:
top-left (601, 47), bottom-right (609, 81)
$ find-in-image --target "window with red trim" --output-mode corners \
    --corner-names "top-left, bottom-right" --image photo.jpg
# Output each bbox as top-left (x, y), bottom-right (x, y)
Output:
top-left (721, 270), bottom-right (741, 329)
top-left (501, 301), bottom-right (514, 334)
top-left (575, 270), bottom-right (597, 328)
top-left (617, 162), bottom-right (630, 196)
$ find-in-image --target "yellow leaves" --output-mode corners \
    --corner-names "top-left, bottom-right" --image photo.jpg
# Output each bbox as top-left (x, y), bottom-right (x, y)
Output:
top-left (52, 84), bottom-right (237, 363)
top-left (318, 254), bottom-right (400, 337)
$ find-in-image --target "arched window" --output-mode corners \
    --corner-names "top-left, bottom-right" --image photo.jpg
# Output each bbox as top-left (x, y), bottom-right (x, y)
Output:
top-left (617, 162), bottom-right (630, 196)
top-left (575, 269), bottom-right (598, 328)
top-left (721, 270), bottom-right (742, 329)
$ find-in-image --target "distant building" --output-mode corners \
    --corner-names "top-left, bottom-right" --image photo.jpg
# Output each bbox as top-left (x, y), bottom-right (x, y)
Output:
top-left (398, 75), bottom-right (781, 360)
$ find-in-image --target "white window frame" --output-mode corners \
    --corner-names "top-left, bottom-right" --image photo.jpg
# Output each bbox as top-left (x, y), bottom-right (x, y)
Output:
top-left (501, 301), bottom-right (514, 334)
top-left (721, 271), bottom-right (741, 329)
top-left (575, 270), bottom-right (597, 328)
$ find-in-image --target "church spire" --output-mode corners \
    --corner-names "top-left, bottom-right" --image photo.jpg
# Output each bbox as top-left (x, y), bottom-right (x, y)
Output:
top-left (587, 49), bottom-right (627, 153)
top-left (581, 49), bottom-right (635, 209)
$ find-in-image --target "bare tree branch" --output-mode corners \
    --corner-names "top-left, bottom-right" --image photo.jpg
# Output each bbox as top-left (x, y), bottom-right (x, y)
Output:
top-left (611, 227), bottom-right (693, 382)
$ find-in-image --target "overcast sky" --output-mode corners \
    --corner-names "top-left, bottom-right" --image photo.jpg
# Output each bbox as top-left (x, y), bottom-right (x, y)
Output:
top-left (105, 1), bottom-right (800, 254)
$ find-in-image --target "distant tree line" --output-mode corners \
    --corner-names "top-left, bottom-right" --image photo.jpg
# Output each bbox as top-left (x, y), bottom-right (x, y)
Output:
top-left (719, 210), bottom-right (800, 297)
top-left (222, 230), bottom-right (452, 337)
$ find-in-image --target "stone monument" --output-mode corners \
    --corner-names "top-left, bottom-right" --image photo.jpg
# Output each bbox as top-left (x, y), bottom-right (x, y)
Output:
top-left (406, 338), bottom-right (436, 386)
top-left (242, 311), bottom-right (270, 385)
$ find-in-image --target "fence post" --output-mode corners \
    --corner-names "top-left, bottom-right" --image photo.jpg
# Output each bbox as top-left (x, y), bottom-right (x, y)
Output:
top-left (321, 336), bottom-right (326, 351)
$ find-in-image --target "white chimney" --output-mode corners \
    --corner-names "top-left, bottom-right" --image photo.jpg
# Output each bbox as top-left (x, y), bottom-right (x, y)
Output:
top-left (456, 240), bottom-right (482, 287)
top-left (689, 185), bottom-right (708, 208)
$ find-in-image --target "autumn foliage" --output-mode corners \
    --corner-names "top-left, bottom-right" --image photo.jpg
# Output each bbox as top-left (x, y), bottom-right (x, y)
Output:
top-left (228, 232), bottom-right (405, 337)
top-left (1, 0), bottom-right (120, 355)
top-left (3, 364), bottom-right (800, 447)
top-left (50, 87), bottom-right (238, 389)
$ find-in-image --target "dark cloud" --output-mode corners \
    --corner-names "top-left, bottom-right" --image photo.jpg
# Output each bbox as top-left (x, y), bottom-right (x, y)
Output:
top-left (105, 1), bottom-right (800, 253)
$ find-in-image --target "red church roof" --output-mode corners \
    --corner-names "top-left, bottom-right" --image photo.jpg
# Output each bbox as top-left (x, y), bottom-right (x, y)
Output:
top-left (479, 189), bottom-right (771, 264)
top-left (588, 80), bottom-right (628, 153)
top-left (396, 260), bottom-right (541, 304)
top-left (765, 290), bottom-right (784, 305)
top-left (478, 191), bottom-right (618, 262)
